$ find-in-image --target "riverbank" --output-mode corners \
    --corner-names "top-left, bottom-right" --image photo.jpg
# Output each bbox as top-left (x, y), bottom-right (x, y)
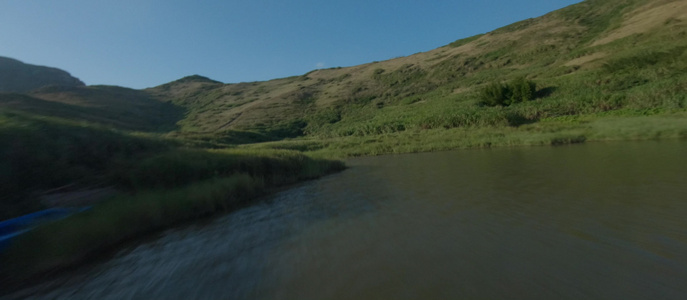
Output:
top-left (2, 109), bottom-right (685, 293)
top-left (0, 149), bottom-right (344, 291)
top-left (244, 111), bottom-right (687, 157)
top-left (4, 140), bottom-right (686, 299)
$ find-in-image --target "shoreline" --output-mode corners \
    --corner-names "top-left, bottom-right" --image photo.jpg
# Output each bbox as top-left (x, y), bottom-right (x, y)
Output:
top-left (0, 155), bottom-right (345, 294)
top-left (246, 112), bottom-right (687, 158)
top-left (2, 112), bottom-right (686, 295)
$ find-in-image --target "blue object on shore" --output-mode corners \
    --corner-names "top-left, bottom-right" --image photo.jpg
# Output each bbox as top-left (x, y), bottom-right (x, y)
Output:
top-left (0, 207), bottom-right (90, 252)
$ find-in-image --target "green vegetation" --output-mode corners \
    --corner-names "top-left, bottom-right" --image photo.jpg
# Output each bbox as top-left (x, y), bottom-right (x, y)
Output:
top-left (115, 148), bottom-right (344, 190)
top-left (0, 110), bottom-right (173, 220)
top-left (480, 77), bottom-right (537, 106)
top-left (448, 34), bottom-right (484, 48)
top-left (3, 0), bottom-right (687, 289)
top-left (240, 111), bottom-right (687, 157)
top-left (0, 109), bottom-right (342, 286)
top-left (0, 86), bottom-right (184, 132)
top-left (2, 176), bottom-right (262, 282)
top-left (1, 150), bottom-right (343, 284)
top-left (129, 0), bottom-right (686, 143)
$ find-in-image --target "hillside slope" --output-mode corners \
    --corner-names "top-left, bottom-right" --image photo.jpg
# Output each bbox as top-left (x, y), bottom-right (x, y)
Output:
top-left (145, 0), bottom-right (687, 140)
top-left (0, 85), bottom-right (184, 132)
top-left (0, 57), bottom-right (84, 93)
top-left (1, 0), bottom-right (685, 143)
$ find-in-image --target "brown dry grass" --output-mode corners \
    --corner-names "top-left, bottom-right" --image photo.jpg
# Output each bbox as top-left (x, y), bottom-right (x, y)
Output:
top-left (592, 0), bottom-right (687, 46)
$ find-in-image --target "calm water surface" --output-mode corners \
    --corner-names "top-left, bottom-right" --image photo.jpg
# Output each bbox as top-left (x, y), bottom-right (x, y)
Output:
top-left (7, 141), bottom-right (687, 299)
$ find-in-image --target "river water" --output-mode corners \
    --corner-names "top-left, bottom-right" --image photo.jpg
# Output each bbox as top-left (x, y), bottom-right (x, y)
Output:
top-left (7, 141), bottom-right (687, 299)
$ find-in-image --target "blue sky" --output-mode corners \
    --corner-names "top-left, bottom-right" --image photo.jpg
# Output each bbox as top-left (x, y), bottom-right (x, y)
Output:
top-left (0, 0), bottom-right (581, 89)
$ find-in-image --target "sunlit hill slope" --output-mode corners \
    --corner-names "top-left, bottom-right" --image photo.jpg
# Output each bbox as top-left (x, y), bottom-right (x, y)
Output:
top-left (144, 0), bottom-right (687, 141)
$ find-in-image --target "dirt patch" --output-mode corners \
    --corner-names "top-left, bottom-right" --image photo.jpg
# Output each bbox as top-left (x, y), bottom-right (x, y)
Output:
top-left (452, 86), bottom-right (473, 94)
top-left (564, 52), bottom-right (607, 67)
top-left (592, 0), bottom-right (687, 46)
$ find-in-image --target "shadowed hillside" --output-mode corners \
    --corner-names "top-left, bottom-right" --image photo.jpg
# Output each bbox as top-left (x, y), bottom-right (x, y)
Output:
top-left (0, 57), bottom-right (84, 93)
top-left (0, 85), bottom-right (185, 132)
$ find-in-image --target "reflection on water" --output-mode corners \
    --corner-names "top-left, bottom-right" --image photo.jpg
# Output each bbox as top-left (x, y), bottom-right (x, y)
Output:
top-left (7, 141), bottom-right (687, 299)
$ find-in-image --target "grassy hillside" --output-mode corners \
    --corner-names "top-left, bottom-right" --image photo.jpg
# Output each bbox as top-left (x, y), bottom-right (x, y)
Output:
top-left (144, 0), bottom-right (686, 145)
top-left (0, 85), bottom-right (185, 132)
top-left (3, 0), bottom-right (684, 146)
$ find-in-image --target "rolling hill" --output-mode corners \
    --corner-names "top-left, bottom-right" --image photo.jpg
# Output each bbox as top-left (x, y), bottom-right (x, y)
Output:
top-left (0, 57), bottom-right (84, 93)
top-left (0, 85), bottom-right (184, 132)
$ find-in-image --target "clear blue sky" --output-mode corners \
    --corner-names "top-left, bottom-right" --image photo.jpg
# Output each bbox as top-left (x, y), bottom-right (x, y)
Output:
top-left (0, 0), bottom-right (581, 89)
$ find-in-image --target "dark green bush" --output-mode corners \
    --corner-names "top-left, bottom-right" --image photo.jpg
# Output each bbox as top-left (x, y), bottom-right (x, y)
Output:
top-left (509, 77), bottom-right (537, 104)
top-left (480, 77), bottom-right (537, 106)
top-left (480, 82), bottom-right (510, 106)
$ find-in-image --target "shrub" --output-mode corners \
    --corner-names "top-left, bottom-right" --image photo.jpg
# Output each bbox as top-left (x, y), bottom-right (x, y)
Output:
top-left (509, 77), bottom-right (537, 104)
top-left (480, 82), bottom-right (510, 106)
top-left (480, 77), bottom-right (537, 106)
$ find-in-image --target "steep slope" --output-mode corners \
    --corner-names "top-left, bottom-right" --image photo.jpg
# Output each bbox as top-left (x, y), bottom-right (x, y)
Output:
top-left (147, 0), bottom-right (687, 138)
top-left (0, 57), bottom-right (85, 93)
